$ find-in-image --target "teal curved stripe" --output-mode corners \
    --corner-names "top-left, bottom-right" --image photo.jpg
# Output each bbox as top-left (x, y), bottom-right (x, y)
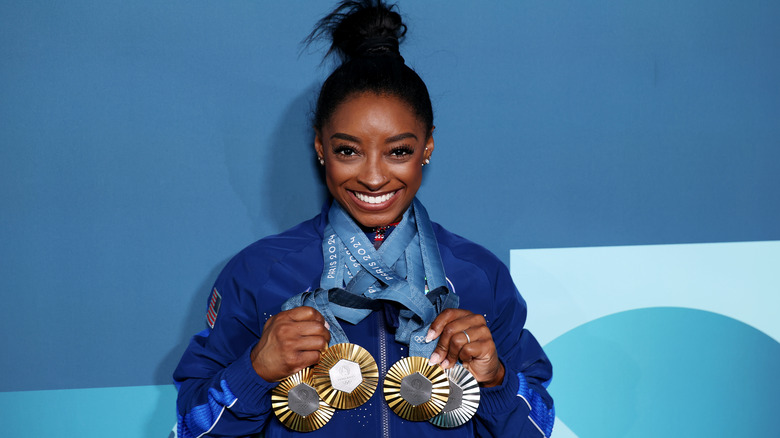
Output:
top-left (0, 385), bottom-right (177, 437)
top-left (545, 307), bottom-right (780, 437)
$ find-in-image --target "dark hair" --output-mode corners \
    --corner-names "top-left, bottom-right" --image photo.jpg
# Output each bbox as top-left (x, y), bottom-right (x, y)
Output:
top-left (308, 0), bottom-right (433, 136)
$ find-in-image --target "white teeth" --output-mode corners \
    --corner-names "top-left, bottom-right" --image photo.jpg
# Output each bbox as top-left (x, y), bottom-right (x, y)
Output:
top-left (354, 191), bottom-right (395, 204)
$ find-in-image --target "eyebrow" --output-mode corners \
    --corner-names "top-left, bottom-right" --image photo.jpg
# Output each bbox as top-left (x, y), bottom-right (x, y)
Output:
top-left (329, 132), bottom-right (418, 143)
top-left (385, 132), bottom-right (418, 143)
top-left (330, 133), bottom-right (361, 143)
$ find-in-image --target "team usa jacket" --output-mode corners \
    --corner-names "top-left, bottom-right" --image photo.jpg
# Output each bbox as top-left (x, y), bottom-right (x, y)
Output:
top-left (174, 204), bottom-right (554, 437)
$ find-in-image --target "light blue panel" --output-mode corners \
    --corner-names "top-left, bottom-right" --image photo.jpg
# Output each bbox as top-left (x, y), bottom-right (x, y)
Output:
top-left (0, 384), bottom-right (177, 438)
top-left (510, 241), bottom-right (780, 437)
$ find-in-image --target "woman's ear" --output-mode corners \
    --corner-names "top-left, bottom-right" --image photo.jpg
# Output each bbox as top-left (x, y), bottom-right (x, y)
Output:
top-left (424, 126), bottom-right (435, 163)
top-left (314, 130), bottom-right (325, 164)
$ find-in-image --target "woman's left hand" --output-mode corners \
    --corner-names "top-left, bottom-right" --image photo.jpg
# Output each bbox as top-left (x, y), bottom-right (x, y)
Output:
top-left (426, 309), bottom-right (505, 387)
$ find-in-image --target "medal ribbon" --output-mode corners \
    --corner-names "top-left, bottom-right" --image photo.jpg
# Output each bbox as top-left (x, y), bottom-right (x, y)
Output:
top-left (282, 198), bottom-right (457, 357)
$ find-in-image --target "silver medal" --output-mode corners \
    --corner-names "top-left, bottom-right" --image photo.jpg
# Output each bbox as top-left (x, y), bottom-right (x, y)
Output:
top-left (429, 364), bottom-right (480, 428)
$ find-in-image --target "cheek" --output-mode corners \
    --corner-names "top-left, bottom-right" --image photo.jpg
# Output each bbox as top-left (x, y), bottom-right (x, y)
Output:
top-left (324, 165), bottom-right (354, 199)
top-left (402, 164), bottom-right (424, 185)
top-left (325, 174), bottom-right (343, 200)
top-left (325, 164), bottom-right (346, 185)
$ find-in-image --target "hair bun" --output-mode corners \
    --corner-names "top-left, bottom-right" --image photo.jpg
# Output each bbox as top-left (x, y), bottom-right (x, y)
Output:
top-left (310, 0), bottom-right (407, 61)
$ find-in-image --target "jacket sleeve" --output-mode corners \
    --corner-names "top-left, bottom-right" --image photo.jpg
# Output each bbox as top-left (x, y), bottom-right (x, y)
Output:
top-left (173, 256), bottom-right (278, 438)
top-left (472, 261), bottom-right (555, 438)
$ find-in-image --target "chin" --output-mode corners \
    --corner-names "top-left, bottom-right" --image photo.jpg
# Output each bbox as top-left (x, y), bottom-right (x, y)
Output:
top-left (349, 210), bottom-right (400, 228)
top-left (343, 202), bottom-right (409, 228)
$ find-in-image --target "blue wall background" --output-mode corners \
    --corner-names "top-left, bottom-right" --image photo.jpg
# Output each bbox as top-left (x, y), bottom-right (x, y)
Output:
top-left (1, 1), bottom-right (778, 436)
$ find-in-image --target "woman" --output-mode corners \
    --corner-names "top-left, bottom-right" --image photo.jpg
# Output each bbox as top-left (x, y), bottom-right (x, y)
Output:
top-left (174, 1), bottom-right (554, 436)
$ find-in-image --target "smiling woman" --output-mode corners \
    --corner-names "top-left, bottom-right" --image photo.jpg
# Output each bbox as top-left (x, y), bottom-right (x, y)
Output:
top-left (315, 93), bottom-right (434, 228)
top-left (173, 1), bottom-right (553, 437)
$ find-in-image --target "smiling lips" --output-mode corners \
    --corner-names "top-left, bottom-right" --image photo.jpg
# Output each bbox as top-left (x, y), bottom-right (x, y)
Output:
top-left (352, 190), bottom-right (398, 205)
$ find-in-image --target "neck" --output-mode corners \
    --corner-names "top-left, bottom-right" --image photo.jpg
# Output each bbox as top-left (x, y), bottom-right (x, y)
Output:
top-left (357, 220), bottom-right (401, 233)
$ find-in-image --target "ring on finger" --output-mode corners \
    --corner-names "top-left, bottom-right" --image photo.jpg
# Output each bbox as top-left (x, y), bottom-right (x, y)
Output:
top-left (462, 330), bottom-right (471, 344)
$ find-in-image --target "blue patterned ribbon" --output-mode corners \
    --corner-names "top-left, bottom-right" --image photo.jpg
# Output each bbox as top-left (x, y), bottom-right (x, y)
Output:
top-left (282, 198), bottom-right (457, 357)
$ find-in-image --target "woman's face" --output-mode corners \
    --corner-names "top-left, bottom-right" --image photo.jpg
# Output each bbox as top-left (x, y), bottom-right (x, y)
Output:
top-left (315, 92), bottom-right (434, 228)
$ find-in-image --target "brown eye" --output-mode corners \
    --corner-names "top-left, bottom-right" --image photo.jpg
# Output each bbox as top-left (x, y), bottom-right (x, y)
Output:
top-left (390, 146), bottom-right (414, 156)
top-left (334, 145), bottom-right (357, 156)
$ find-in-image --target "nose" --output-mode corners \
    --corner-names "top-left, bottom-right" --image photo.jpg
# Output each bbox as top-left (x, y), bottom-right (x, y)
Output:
top-left (356, 155), bottom-right (389, 191)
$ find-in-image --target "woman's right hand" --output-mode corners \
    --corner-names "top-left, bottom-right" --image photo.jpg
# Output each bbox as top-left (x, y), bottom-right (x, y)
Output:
top-left (250, 306), bottom-right (331, 382)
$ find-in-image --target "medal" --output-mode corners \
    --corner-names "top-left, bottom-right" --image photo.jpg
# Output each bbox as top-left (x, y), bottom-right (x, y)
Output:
top-left (429, 364), bottom-right (480, 428)
top-left (272, 367), bottom-right (335, 432)
top-left (312, 343), bottom-right (379, 410)
top-left (383, 356), bottom-right (450, 421)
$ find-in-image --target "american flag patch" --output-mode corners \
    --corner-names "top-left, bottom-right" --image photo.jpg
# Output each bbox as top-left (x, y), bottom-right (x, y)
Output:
top-left (207, 288), bottom-right (222, 329)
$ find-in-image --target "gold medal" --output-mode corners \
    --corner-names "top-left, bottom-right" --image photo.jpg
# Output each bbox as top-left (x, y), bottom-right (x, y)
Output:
top-left (383, 356), bottom-right (450, 421)
top-left (429, 364), bottom-right (481, 428)
top-left (272, 367), bottom-right (335, 432)
top-left (312, 343), bottom-right (379, 410)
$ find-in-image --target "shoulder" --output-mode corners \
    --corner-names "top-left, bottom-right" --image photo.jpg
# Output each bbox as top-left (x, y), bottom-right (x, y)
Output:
top-left (431, 222), bottom-right (526, 328)
top-left (432, 221), bottom-right (505, 279)
top-left (243, 216), bottom-right (323, 261)
top-left (218, 212), bottom-right (326, 289)
top-left (431, 221), bottom-right (513, 311)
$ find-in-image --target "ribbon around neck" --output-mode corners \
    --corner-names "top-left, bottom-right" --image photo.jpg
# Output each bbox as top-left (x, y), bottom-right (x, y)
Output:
top-left (281, 198), bottom-right (458, 358)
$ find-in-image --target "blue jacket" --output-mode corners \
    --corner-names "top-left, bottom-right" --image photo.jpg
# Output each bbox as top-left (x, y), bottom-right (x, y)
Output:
top-left (174, 204), bottom-right (554, 437)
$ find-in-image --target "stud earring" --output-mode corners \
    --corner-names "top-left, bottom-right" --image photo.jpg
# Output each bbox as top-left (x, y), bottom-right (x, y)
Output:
top-left (422, 147), bottom-right (431, 166)
top-left (318, 157), bottom-right (325, 166)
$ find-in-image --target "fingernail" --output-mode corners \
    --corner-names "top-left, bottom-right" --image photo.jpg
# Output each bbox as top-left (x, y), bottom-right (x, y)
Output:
top-left (428, 352), bottom-right (440, 366)
top-left (441, 359), bottom-right (451, 369)
top-left (425, 330), bottom-right (435, 343)
top-left (324, 321), bottom-right (330, 330)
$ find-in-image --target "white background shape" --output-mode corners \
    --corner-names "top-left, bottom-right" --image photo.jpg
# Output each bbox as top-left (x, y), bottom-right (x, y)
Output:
top-left (511, 240), bottom-right (780, 346)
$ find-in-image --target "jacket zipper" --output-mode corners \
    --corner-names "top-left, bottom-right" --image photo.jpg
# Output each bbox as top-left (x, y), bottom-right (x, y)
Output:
top-left (378, 315), bottom-right (390, 438)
